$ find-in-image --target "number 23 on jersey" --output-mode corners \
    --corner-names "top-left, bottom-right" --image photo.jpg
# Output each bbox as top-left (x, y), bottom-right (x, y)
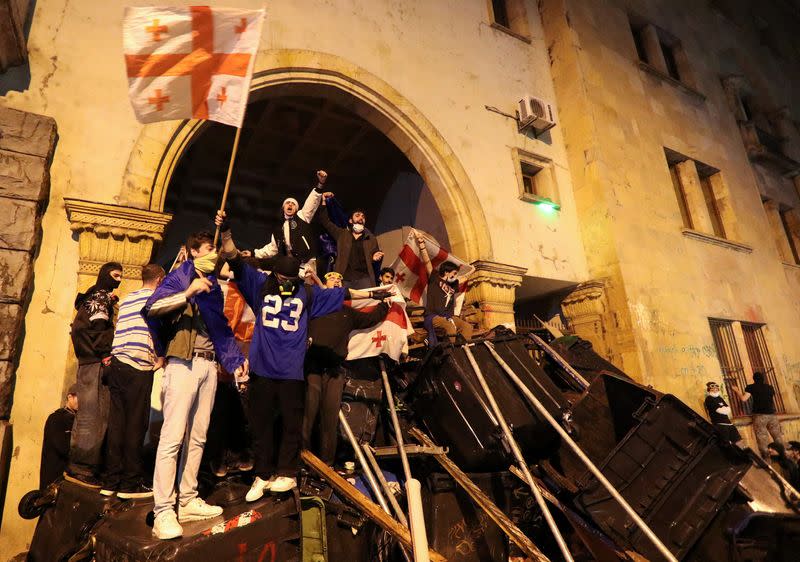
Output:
top-left (261, 295), bottom-right (304, 331)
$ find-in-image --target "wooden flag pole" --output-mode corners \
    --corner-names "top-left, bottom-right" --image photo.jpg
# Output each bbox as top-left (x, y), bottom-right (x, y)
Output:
top-left (213, 124), bottom-right (244, 247)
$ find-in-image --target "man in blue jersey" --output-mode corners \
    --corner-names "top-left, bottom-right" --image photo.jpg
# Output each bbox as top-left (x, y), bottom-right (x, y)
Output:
top-left (215, 211), bottom-right (393, 500)
top-left (103, 264), bottom-right (165, 499)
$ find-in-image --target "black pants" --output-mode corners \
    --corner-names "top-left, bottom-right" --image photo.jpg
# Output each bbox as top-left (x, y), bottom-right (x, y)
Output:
top-left (248, 376), bottom-right (304, 479)
top-left (205, 381), bottom-right (250, 467)
top-left (104, 357), bottom-right (154, 488)
top-left (303, 365), bottom-right (347, 465)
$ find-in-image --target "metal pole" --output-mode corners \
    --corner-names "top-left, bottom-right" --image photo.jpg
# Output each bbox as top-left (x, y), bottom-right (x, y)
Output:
top-left (338, 410), bottom-right (391, 516)
top-left (462, 345), bottom-right (575, 562)
top-left (527, 332), bottom-right (590, 389)
top-left (484, 341), bottom-right (679, 562)
top-left (380, 358), bottom-right (431, 562)
top-left (363, 443), bottom-right (410, 528)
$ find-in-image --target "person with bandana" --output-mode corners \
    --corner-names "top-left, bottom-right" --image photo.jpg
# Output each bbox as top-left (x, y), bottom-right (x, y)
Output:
top-left (318, 195), bottom-right (385, 289)
top-left (703, 381), bottom-right (742, 445)
top-left (214, 211), bottom-right (393, 501)
top-left (65, 261), bottom-right (122, 488)
top-left (250, 170), bottom-right (333, 276)
top-left (144, 231), bottom-right (248, 540)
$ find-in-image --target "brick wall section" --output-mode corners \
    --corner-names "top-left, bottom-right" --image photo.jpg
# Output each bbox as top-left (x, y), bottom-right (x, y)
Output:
top-left (0, 106), bottom-right (57, 419)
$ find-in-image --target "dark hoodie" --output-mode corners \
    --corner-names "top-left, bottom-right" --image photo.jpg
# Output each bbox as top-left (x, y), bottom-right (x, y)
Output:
top-left (70, 262), bottom-right (121, 365)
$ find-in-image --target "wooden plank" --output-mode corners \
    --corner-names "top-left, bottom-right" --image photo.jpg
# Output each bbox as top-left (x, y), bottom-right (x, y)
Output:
top-left (300, 450), bottom-right (448, 562)
top-left (408, 428), bottom-right (550, 562)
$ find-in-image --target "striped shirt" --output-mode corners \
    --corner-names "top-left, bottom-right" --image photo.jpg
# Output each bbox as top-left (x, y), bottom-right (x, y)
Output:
top-left (111, 288), bottom-right (157, 370)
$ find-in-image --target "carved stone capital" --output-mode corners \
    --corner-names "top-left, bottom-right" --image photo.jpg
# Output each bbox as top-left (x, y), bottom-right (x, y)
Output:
top-left (466, 260), bottom-right (527, 330)
top-left (561, 280), bottom-right (608, 318)
top-left (64, 198), bottom-right (172, 286)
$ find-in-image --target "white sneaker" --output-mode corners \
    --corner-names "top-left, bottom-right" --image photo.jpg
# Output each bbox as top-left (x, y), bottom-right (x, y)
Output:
top-left (245, 476), bottom-right (274, 502)
top-left (178, 497), bottom-right (223, 522)
top-left (152, 510), bottom-right (183, 540)
top-left (270, 476), bottom-right (297, 493)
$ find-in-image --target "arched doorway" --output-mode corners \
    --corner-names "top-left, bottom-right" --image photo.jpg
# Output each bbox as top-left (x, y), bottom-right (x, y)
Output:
top-left (121, 51), bottom-right (491, 264)
top-left (155, 92), bottom-right (452, 269)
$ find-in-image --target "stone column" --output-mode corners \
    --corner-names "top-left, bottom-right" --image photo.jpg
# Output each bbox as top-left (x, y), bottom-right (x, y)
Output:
top-left (762, 199), bottom-right (795, 263)
top-left (675, 160), bottom-right (715, 235)
top-left (560, 280), bottom-right (614, 361)
top-left (466, 261), bottom-right (527, 330)
top-left (64, 199), bottom-right (172, 294)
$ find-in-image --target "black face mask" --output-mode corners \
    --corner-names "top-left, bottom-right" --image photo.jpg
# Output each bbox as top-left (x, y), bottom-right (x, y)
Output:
top-left (96, 262), bottom-right (123, 291)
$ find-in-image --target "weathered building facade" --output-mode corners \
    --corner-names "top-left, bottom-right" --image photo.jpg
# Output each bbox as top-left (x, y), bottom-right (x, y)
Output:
top-left (0, 0), bottom-right (798, 557)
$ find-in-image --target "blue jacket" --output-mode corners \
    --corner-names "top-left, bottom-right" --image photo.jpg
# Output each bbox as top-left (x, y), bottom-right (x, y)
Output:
top-left (144, 261), bottom-right (245, 374)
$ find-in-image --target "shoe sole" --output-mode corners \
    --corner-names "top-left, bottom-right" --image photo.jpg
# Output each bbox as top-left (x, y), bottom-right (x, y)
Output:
top-left (152, 529), bottom-right (183, 540)
top-left (63, 473), bottom-right (101, 489)
top-left (178, 511), bottom-right (223, 523)
top-left (245, 489), bottom-right (267, 502)
top-left (118, 491), bottom-right (154, 499)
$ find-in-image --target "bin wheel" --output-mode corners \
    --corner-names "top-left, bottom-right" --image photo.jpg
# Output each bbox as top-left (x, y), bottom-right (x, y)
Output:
top-left (18, 489), bottom-right (46, 519)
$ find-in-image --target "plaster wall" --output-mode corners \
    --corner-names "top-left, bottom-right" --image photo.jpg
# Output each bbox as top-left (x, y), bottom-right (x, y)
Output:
top-left (542, 0), bottom-right (800, 424)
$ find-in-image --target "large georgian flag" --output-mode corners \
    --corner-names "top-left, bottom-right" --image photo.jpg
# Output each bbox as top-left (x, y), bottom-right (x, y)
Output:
top-left (345, 287), bottom-right (415, 362)
top-left (389, 230), bottom-right (475, 315)
top-left (123, 6), bottom-right (264, 127)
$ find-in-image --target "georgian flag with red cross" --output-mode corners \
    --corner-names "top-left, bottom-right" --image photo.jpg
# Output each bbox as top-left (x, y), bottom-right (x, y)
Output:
top-left (345, 287), bottom-right (415, 362)
top-left (123, 6), bottom-right (264, 127)
top-left (389, 230), bottom-right (475, 315)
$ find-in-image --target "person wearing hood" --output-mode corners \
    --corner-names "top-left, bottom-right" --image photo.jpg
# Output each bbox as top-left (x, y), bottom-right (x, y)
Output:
top-left (703, 381), bottom-right (742, 446)
top-left (318, 195), bottom-right (384, 289)
top-left (767, 442), bottom-right (800, 486)
top-left (65, 261), bottom-right (122, 488)
top-left (40, 384), bottom-right (79, 489)
top-left (250, 170), bottom-right (333, 276)
top-left (144, 231), bottom-right (248, 540)
top-left (215, 211), bottom-right (393, 502)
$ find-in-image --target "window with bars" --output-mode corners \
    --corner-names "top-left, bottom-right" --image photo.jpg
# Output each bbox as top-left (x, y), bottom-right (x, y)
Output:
top-left (709, 319), bottom-right (785, 416)
top-left (709, 319), bottom-right (750, 416)
top-left (741, 322), bottom-right (785, 414)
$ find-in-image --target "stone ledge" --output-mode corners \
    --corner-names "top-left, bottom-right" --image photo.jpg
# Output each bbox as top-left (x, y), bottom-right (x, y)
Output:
top-left (637, 60), bottom-right (706, 102)
top-left (489, 22), bottom-right (532, 44)
top-left (681, 228), bottom-right (753, 253)
top-left (782, 261), bottom-right (800, 270)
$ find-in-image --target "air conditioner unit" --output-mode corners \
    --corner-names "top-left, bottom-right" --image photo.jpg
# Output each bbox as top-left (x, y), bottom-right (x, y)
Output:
top-left (518, 95), bottom-right (555, 132)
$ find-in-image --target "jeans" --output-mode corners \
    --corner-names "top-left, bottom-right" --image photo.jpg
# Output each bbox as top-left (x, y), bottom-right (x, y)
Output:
top-left (303, 366), bottom-right (347, 465)
top-left (153, 356), bottom-right (217, 517)
top-left (104, 357), bottom-right (154, 489)
top-left (68, 362), bottom-right (110, 477)
top-left (248, 376), bottom-right (304, 479)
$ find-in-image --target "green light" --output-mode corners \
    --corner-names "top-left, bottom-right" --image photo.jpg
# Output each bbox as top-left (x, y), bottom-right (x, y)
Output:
top-left (533, 198), bottom-right (560, 213)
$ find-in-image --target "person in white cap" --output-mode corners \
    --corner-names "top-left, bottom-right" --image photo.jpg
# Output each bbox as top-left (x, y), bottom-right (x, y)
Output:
top-left (250, 170), bottom-right (332, 277)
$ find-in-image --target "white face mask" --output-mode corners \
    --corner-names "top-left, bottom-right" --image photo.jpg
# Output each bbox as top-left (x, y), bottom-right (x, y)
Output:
top-left (352, 223), bottom-right (365, 234)
top-left (709, 391), bottom-right (720, 397)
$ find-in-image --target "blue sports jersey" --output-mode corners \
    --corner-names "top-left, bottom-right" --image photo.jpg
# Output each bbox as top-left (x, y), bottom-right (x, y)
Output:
top-left (234, 262), bottom-right (345, 380)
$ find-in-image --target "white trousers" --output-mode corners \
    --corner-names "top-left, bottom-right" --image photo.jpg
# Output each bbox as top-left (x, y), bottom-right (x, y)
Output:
top-left (153, 356), bottom-right (217, 516)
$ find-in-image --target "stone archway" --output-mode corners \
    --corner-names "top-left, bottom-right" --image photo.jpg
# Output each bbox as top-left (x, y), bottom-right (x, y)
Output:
top-left (119, 50), bottom-right (491, 263)
top-left (71, 50), bottom-right (525, 327)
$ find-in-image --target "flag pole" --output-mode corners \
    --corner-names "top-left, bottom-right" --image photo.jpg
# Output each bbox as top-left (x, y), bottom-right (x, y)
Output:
top-left (213, 124), bottom-right (244, 247)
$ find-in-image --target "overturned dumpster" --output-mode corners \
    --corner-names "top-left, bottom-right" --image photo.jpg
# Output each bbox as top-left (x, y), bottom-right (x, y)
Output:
top-left (22, 333), bottom-right (800, 561)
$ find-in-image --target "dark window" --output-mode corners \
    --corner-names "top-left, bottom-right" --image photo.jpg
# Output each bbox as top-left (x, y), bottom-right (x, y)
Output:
top-left (740, 95), bottom-right (754, 121)
top-left (661, 41), bottom-right (681, 81)
top-left (492, 0), bottom-right (510, 28)
top-left (521, 161), bottom-right (542, 196)
top-left (630, 24), bottom-right (649, 62)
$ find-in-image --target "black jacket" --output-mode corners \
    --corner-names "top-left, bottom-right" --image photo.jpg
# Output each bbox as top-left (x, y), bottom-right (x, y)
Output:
top-left (71, 289), bottom-right (116, 364)
top-left (40, 407), bottom-right (75, 489)
top-left (254, 186), bottom-right (324, 264)
top-left (318, 207), bottom-right (380, 282)
top-left (306, 302), bottom-right (389, 370)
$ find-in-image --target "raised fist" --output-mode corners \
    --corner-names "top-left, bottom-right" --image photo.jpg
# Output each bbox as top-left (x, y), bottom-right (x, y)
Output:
top-left (317, 170), bottom-right (328, 184)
